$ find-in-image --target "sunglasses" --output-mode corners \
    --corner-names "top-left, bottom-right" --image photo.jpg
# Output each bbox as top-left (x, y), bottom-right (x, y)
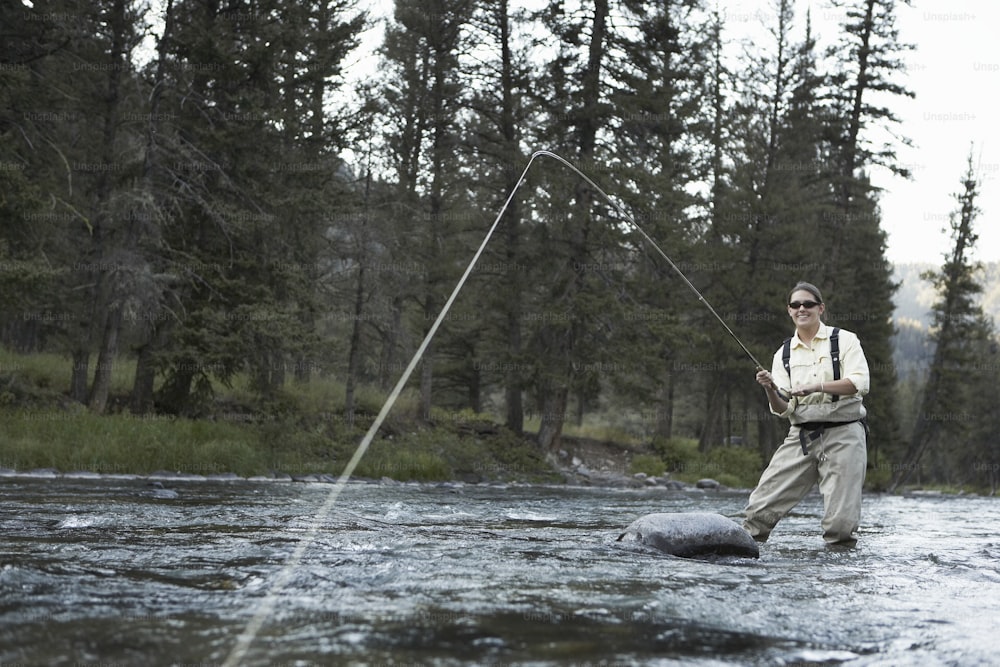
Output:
top-left (788, 300), bottom-right (821, 309)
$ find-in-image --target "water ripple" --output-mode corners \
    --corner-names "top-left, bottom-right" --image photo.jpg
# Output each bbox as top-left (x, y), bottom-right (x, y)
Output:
top-left (1, 479), bottom-right (999, 665)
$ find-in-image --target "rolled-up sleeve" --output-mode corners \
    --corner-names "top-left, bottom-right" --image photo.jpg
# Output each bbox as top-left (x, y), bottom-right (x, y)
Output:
top-left (769, 348), bottom-right (795, 419)
top-left (840, 330), bottom-right (870, 397)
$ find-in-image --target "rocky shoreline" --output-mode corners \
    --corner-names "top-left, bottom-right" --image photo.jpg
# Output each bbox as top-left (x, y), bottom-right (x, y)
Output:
top-left (0, 431), bottom-right (736, 490)
top-left (556, 453), bottom-right (727, 491)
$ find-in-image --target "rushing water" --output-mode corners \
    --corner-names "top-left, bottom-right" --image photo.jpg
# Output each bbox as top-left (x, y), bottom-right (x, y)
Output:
top-left (1, 473), bottom-right (999, 666)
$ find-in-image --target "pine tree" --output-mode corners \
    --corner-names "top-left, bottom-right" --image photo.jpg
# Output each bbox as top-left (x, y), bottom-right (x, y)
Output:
top-left (820, 0), bottom-right (913, 469)
top-left (377, 0), bottom-right (475, 420)
top-left (0, 2), bottom-right (62, 353)
top-left (530, 0), bottom-right (619, 451)
top-left (134, 0), bottom-right (365, 414)
top-left (889, 153), bottom-right (989, 491)
top-left (84, 0), bottom-right (147, 414)
top-left (716, 3), bottom-right (837, 454)
top-left (463, 0), bottom-right (534, 432)
top-left (961, 325), bottom-right (999, 493)
top-left (607, 0), bottom-right (716, 444)
top-left (1, 1), bottom-right (149, 408)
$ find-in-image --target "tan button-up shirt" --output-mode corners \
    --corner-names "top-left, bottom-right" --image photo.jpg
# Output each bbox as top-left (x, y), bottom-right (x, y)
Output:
top-left (769, 323), bottom-right (870, 419)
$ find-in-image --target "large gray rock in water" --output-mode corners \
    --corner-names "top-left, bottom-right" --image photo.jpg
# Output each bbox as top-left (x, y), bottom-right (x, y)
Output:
top-left (618, 512), bottom-right (759, 559)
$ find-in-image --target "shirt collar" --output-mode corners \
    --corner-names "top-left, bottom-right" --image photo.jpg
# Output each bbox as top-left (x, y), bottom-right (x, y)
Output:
top-left (791, 322), bottom-right (831, 348)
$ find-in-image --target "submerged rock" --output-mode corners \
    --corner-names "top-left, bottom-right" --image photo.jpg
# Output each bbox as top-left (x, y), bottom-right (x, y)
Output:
top-left (618, 512), bottom-right (759, 559)
top-left (143, 481), bottom-right (179, 499)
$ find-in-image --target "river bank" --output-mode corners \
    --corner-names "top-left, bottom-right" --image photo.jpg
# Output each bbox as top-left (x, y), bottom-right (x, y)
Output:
top-left (1, 349), bottom-right (987, 494)
top-left (0, 434), bottom-right (710, 491)
top-left (1, 346), bottom-right (775, 489)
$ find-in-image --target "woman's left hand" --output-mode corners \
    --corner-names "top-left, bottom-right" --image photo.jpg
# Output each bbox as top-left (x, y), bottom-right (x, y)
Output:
top-left (791, 383), bottom-right (822, 397)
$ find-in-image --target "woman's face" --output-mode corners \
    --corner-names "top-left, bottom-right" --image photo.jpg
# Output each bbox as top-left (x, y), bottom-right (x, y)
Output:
top-left (787, 289), bottom-right (824, 329)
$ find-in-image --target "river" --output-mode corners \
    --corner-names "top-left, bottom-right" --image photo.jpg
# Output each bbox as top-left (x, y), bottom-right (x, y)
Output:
top-left (1, 473), bottom-right (998, 666)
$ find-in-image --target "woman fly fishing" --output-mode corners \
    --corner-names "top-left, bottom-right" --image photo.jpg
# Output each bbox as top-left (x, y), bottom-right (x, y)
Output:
top-left (744, 282), bottom-right (871, 545)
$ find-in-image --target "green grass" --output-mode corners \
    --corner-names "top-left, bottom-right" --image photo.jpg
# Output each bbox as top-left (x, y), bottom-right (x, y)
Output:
top-left (629, 453), bottom-right (667, 477)
top-left (0, 406), bottom-right (558, 482)
top-left (522, 414), bottom-right (646, 449)
top-left (0, 347), bottom-right (559, 482)
top-left (0, 344), bottom-right (757, 487)
top-left (649, 436), bottom-right (764, 489)
top-left (0, 409), bottom-right (266, 476)
top-left (0, 347), bottom-right (136, 397)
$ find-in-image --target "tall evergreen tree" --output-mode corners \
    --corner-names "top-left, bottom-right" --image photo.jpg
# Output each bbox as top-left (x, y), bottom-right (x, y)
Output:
top-left (84, 0), bottom-right (147, 414)
top-left (379, 0), bottom-right (474, 420)
top-left (718, 3), bottom-right (836, 454)
top-left (606, 0), bottom-right (716, 444)
top-left (125, 0), bottom-right (365, 414)
top-left (0, 1), bottom-right (66, 354)
top-left (821, 0), bottom-right (913, 467)
top-left (889, 153), bottom-right (990, 491)
top-left (530, 0), bottom-right (622, 451)
top-left (463, 0), bottom-right (534, 433)
top-left (2, 1), bottom-right (148, 408)
top-left (961, 324), bottom-right (999, 493)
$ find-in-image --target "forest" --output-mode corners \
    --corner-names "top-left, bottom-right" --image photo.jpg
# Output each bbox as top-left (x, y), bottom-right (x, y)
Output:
top-left (1, 0), bottom-right (997, 491)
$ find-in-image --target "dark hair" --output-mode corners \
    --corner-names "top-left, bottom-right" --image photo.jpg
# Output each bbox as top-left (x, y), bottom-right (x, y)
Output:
top-left (789, 282), bottom-right (823, 304)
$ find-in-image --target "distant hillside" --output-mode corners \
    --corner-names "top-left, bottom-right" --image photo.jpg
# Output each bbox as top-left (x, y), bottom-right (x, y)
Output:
top-left (890, 261), bottom-right (999, 380)
top-left (892, 261), bottom-right (1000, 328)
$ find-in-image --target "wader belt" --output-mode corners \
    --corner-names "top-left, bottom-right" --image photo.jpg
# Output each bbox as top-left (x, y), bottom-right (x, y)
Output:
top-left (796, 419), bottom-right (862, 455)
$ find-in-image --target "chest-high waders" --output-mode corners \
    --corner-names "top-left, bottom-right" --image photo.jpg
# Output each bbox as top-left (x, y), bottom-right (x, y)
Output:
top-left (782, 328), bottom-right (869, 455)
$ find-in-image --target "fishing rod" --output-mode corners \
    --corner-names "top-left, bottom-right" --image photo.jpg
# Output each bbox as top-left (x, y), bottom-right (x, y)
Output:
top-left (223, 148), bottom-right (786, 667)
top-left (529, 150), bottom-right (790, 398)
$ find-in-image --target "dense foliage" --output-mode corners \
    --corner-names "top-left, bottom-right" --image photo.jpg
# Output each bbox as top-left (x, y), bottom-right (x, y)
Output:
top-left (1, 0), bottom-right (996, 489)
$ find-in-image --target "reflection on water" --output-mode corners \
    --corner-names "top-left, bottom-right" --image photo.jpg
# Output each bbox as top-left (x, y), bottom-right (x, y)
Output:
top-left (1, 475), bottom-right (999, 666)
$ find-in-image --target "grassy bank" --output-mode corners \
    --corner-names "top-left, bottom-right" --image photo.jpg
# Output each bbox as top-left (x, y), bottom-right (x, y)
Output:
top-left (1, 347), bottom-right (889, 492)
top-left (0, 346), bottom-right (769, 486)
top-left (0, 406), bottom-right (559, 482)
top-left (628, 437), bottom-right (764, 490)
top-left (0, 348), bottom-right (560, 482)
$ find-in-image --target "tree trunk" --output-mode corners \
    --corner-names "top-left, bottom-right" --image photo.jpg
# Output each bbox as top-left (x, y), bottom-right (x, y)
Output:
top-left (536, 0), bottom-right (609, 449)
top-left (379, 296), bottom-right (403, 390)
top-left (537, 385), bottom-right (568, 452)
top-left (159, 367), bottom-right (194, 416)
top-left (85, 0), bottom-right (130, 413)
top-left (344, 264), bottom-right (365, 425)
top-left (497, 0), bottom-right (524, 435)
top-left (88, 306), bottom-right (122, 413)
top-left (654, 372), bottom-right (674, 439)
top-left (70, 349), bottom-right (89, 403)
top-left (131, 340), bottom-right (156, 415)
top-left (698, 382), bottom-right (725, 452)
top-left (128, 0), bottom-right (173, 414)
top-left (504, 305), bottom-right (524, 433)
top-left (419, 340), bottom-right (434, 421)
top-left (469, 361), bottom-right (481, 414)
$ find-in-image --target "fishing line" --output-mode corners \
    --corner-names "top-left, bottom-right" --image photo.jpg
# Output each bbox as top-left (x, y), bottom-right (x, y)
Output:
top-left (529, 150), bottom-right (774, 375)
top-left (222, 151), bottom-right (541, 667)
top-left (222, 149), bottom-right (780, 666)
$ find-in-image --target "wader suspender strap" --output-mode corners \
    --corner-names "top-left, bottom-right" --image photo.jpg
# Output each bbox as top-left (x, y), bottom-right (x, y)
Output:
top-left (781, 328), bottom-right (840, 393)
top-left (829, 328), bottom-right (841, 403)
top-left (782, 328), bottom-right (843, 454)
